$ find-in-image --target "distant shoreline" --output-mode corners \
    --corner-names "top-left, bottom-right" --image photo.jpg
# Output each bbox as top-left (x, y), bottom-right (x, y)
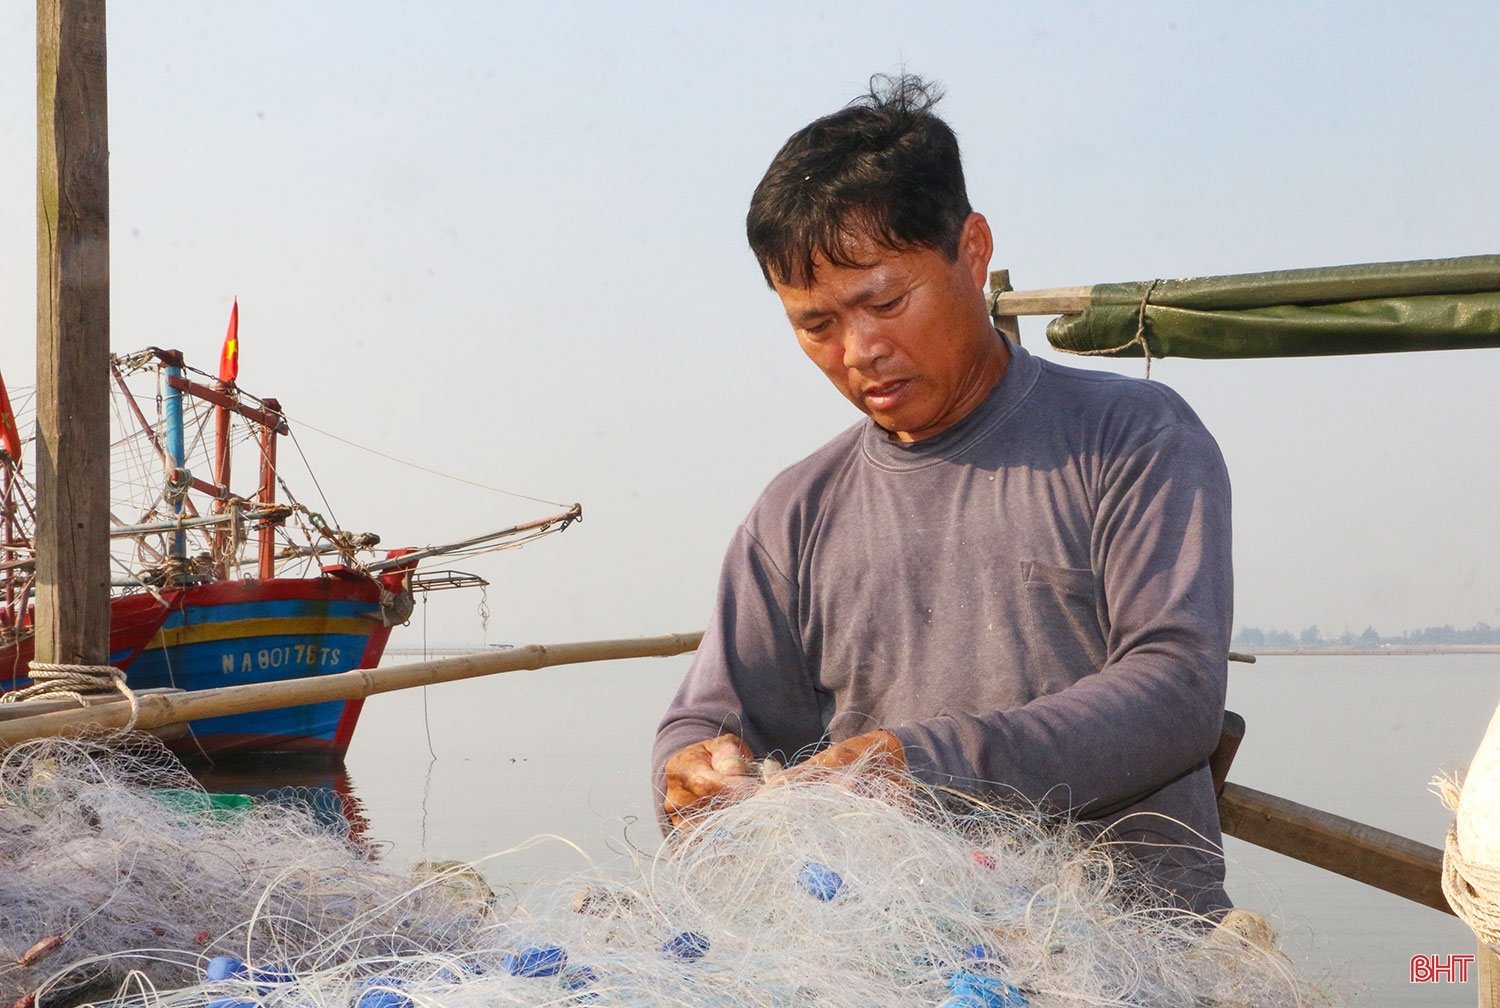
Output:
top-left (1245, 646), bottom-right (1500, 656)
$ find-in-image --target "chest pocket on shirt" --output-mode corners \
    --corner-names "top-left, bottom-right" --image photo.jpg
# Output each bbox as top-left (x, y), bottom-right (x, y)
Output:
top-left (1020, 560), bottom-right (1102, 656)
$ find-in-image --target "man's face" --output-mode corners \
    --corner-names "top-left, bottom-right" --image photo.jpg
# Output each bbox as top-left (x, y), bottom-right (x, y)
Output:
top-left (770, 213), bottom-right (1006, 444)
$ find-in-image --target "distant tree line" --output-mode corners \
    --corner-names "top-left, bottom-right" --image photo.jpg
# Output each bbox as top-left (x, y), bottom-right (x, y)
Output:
top-left (1233, 622), bottom-right (1500, 649)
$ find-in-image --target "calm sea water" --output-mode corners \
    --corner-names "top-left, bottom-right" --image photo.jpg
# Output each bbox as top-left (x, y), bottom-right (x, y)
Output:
top-left (203, 652), bottom-right (1497, 1006)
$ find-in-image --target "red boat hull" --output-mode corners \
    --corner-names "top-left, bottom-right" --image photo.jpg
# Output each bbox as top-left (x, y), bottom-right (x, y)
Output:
top-left (2, 571), bottom-right (408, 762)
top-left (1, 590), bottom-right (174, 688)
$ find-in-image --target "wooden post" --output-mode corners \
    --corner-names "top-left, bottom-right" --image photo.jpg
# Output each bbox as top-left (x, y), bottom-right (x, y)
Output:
top-left (35, 0), bottom-right (111, 666)
top-left (988, 269), bottom-right (1021, 345)
top-left (1209, 710), bottom-right (1245, 796)
top-left (1479, 940), bottom-right (1499, 1008)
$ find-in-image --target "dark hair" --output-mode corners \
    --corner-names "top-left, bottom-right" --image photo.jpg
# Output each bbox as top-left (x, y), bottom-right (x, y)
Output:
top-left (746, 73), bottom-right (971, 288)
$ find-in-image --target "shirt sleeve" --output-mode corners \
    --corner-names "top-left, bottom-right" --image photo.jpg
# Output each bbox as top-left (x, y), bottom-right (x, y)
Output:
top-left (890, 420), bottom-right (1233, 819)
top-left (651, 524), bottom-right (829, 804)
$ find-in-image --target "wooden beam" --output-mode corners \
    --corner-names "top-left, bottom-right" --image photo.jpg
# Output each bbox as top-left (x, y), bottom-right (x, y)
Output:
top-left (1218, 781), bottom-right (1450, 915)
top-left (989, 285), bottom-right (1095, 316)
top-left (166, 375), bottom-right (289, 433)
top-left (35, 0), bottom-right (111, 666)
top-left (0, 631), bottom-right (705, 747)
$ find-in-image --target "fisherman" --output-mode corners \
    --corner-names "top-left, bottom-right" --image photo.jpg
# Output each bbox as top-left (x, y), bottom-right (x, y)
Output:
top-left (652, 74), bottom-right (1234, 916)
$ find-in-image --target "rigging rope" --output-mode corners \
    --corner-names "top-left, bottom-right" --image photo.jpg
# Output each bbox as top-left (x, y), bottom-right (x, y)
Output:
top-left (286, 425), bottom-right (341, 536)
top-left (283, 412), bottom-right (571, 510)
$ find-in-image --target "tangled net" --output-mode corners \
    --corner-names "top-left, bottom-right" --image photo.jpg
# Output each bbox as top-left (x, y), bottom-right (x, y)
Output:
top-left (0, 736), bottom-right (493, 1005)
top-left (2, 734), bottom-right (1333, 1008)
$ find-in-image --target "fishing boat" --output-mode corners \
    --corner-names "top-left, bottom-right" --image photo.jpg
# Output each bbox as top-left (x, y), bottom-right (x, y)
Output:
top-left (0, 329), bottom-right (580, 761)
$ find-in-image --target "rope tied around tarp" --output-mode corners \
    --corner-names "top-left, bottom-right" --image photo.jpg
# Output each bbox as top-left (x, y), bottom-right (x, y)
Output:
top-left (1435, 773), bottom-right (1500, 950)
top-left (1065, 277), bottom-right (1160, 378)
top-left (1, 662), bottom-right (140, 731)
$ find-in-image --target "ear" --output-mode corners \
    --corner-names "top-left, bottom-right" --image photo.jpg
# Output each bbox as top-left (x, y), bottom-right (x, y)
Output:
top-left (958, 212), bottom-right (993, 292)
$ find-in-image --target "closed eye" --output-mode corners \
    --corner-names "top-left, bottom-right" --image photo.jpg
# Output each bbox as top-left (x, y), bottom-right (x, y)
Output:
top-left (871, 293), bottom-right (906, 313)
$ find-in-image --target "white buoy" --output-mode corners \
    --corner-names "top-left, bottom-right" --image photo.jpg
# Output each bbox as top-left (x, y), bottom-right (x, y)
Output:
top-left (1437, 699), bottom-right (1500, 948)
top-left (1458, 702), bottom-right (1500, 869)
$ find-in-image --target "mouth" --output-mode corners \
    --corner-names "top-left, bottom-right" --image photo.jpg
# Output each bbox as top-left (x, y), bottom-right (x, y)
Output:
top-left (862, 379), bottom-right (910, 411)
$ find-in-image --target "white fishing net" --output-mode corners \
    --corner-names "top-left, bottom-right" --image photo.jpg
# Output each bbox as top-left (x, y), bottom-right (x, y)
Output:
top-left (1, 734), bottom-right (1333, 1008)
top-left (0, 736), bottom-right (490, 1005)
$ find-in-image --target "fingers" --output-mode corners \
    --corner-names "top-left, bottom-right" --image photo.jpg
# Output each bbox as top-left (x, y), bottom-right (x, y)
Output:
top-left (705, 734), bottom-right (755, 777)
top-left (770, 729), bottom-right (907, 786)
top-left (818, 729), bottom-right (904, 770)
top-left (662, 734), bottom-right (757, 827)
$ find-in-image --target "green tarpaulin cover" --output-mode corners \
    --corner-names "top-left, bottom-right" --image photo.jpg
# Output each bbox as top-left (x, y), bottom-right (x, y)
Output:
top-left (1046, 254), bottom-right (1500, 360)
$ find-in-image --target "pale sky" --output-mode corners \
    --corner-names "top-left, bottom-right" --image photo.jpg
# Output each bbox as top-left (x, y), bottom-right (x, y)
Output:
top-left (3, 2), bottom-right (1498, 647)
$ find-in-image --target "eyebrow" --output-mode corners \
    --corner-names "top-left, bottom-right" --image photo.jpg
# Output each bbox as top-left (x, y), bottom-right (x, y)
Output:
top-left (786, 280), bottom-right (894, 327)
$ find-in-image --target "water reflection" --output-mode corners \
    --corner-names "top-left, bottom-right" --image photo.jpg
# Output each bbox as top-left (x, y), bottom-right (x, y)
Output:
top-left (192, 754), bottom-right (372, 844)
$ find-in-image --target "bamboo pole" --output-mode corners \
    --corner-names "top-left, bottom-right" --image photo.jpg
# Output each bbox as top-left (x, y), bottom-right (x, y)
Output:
top-left (0, 631), bottom-right (704, 747)
top-left (0, 635), bottom-right (1458, 926)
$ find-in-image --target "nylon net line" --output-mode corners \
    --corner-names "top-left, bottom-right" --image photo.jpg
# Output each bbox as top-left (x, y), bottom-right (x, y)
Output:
top-left (1, 733), bottom-right (1336, 1008)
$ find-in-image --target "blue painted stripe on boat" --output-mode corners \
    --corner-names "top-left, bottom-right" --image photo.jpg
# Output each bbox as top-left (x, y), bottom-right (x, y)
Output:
top-left (158, 597), bottom-right (378, 629)
top-left (126, 632), bottom-right (374, 692)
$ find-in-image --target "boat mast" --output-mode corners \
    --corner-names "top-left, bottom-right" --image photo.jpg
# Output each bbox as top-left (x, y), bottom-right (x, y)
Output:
top-left (161, 352), bottom-right (188, 559)
top-left (212, 382), bottom-right (232, 577)
top-left (34, 0), bottom-right (111, 667)
top-left (257, 398), bottom-right (280, 580)
top-left (1, 460), bottom-right (18, 626)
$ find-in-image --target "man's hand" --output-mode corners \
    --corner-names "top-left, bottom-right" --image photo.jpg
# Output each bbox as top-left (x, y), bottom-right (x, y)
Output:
top-left (770, 729), bottom-right (906, 784)
top-left (662, 733), bottom-right (758, 829)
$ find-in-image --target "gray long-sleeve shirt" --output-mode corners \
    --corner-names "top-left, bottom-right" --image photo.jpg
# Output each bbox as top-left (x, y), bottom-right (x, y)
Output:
top-left (653, 339), bottom-right (1234, 914)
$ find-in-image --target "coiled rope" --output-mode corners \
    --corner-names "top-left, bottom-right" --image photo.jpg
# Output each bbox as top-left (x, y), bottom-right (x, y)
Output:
top-left (1, 661), bottom-right (140, 730)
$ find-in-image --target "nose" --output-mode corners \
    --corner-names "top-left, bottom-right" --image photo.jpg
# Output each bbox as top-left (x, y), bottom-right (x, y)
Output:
top-left (842, 319), bottom-right (890, 371)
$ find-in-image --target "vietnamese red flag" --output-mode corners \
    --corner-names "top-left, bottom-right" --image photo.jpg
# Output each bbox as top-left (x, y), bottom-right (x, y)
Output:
top-left (219, 299), bottom-right (240, 382)
top-left (0, 368), bottom-right (21, 462)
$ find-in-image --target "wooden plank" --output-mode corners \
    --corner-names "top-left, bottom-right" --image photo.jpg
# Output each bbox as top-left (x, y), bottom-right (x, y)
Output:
top-left (35, 0), bottom-right (111, 666)
top-left (0, 631), bottom-right (705, 747)
top-left (990, 285), bottom-right (1094, 316)
top-left (1218, 780), bottom-right (1450, 914)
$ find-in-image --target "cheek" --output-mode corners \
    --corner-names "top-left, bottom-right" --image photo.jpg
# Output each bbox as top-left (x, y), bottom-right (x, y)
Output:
top-left (800, 346), bottom-right (857, 398)
top-left (799, 340), bottom-right (843, 374)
